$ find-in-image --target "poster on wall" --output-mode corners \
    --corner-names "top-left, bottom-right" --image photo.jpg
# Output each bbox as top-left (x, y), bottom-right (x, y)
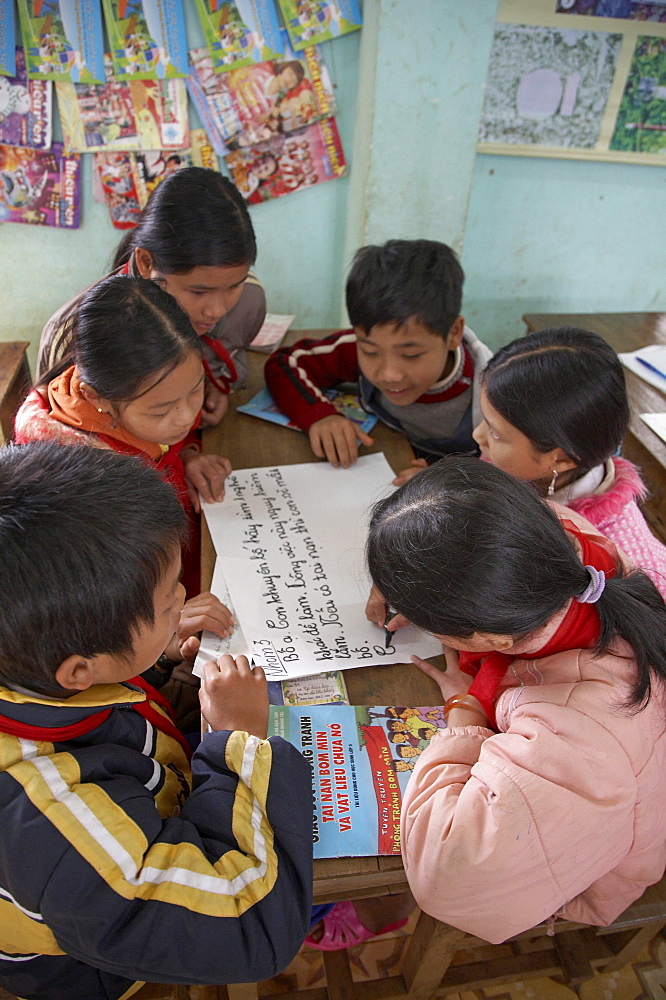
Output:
top-left (0, 142), bottom-right (80, 227)
top-left (102, 0), bottom-right (189, 80)
top-left (555, 0), bottom-right (666, 21)
top-left (479, 0), bottom-right (666, 164)
top-left (194, 0), bottom-right (284, 73)
top-left (277, 0), bottom-right (362, 50)
top-left (17, 0), bottom-right (106, 83)
top-left (0, 0), bottom-right (16, 76)
top-left (0, 48), bottom-right (52, 149)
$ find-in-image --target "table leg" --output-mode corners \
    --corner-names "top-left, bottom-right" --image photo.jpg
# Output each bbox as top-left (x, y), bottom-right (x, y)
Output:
top-left (401, 912), bottom-right (466, 998)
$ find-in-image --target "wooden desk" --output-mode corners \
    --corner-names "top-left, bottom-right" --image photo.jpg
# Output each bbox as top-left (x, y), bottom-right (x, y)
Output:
top-left (202, 330), bottom-right (442, 905)
top-left (523, 313), bottom-right (666, 543)
top-left (0, 341), bottom-right (30, 445)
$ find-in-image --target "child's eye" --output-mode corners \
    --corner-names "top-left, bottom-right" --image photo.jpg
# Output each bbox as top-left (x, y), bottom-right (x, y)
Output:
top-left (402, 354), bottom-right (424, 360)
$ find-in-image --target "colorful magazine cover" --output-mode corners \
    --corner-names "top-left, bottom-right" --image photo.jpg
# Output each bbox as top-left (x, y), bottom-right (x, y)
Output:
top-left (17, 0), bottom-right (106, 83)
top-left (94, 128), bottom-right (218, 227)
top-left (268, 705), bottom-right (446, 858)
top-left (102, 0), bottom-right (189, 80)
top-left (610, 36), bottom-right (666, 153)
top-left (56, 54), bottom-right (189, 151)
top-left (225, 116), bottom-right (346, 202)
top-left (188, 36), bottom-right (335, 151)
top-left (195, 0), bottom-right (284, 73)
top-left (555, 0), bottom-right (666, 20)
top-left (268, 670), bottom-right (349, 708)
top-left (248, 312), bottom-right (295, 352)
top-left (0, 0), bottom-right (17, 76)
top-left (277, 0), bottom-right (362, 51)
top-left (0, 48), bottom-right (52, 148)
top-left (237, 386), bottom-right (376, 434)
top-left (0, 141), bottom-right (80, 226)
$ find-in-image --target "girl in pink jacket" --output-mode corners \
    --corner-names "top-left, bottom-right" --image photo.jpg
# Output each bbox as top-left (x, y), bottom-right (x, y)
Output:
top-left (366, 458), bottom-right (666, 944)
top-left (473, 326), bottom-right (666, 597)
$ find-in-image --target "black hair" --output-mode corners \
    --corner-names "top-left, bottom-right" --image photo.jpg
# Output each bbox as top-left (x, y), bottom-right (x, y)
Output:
top-left (273, 60), bottom-right (305, 85)
top-left (39, 275), bottom-right (201, 402)
top-left (367, 458), bottom-right (666, 710)
top-left (113, 166), bottom-right (257, 272)
top-left (345, 239), bottom-right (464, 338)
top-left (483, 328), bottom-right (630, 477)
top-left (0, 443), bottom-right (187, 697)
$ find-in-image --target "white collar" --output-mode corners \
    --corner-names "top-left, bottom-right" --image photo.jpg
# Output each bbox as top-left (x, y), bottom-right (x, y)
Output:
top-left (553, 458), bottom-right (614, 503)
top-left (427, 345), bottom-right (463, 394)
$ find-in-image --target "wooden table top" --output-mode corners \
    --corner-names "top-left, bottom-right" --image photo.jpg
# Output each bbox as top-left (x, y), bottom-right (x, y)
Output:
top-left (523, 313), bottom-right (666, 542)
top-left (202, 330), bottom-right (443, 900)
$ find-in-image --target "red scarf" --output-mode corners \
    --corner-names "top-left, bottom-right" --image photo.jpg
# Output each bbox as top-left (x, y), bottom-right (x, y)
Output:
top-left (460, 519), bottom-right (618, 728)
top-left (0, 676), bottom-right (192, 761)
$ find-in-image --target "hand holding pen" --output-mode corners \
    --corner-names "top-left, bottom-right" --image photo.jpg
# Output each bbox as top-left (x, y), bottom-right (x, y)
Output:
top-left (365, 584), bottom-right (410, 637)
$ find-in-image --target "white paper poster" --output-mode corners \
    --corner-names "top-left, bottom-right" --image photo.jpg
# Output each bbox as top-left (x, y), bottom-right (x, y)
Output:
top-left (196, 454), bottom-right (441, 679)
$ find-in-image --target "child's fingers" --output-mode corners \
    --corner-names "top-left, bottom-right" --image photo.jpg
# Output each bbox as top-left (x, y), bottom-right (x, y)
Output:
top-left (411, 655), bottom-right (444, 683)
top-left (386, 612), bottom-right (410, 631)
top-left (355, 427), bottom-right (374, 447)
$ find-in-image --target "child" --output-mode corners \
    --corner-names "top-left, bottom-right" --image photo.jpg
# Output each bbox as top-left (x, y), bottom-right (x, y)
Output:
top-left (475, 327), bottom-right (666, 596)
top-left (15, 275), bottom-right (231, 600)
top-left (0, 442), bottom-right (314, 999)
top-left (265, 239), bottom-right (492, 468)
top-left (37, 167), bottom-right (266, 427)
top-left (365, 458), bottom-right (666, 944)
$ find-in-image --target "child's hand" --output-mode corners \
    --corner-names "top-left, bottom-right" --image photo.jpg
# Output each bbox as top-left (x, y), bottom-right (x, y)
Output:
top-left (200, 654), bottom-right (268, 738)
top-left (182, 451), bottom-right (232, 512)
top-left (308, 414), bottom-right (374, 468)
top-left (364, 584), bottom-right (410, 631)
top-left (393, 458), bottom-right (428, 487)
top-left (411, 647), bottom-right (471, 703)
top-left (199, 383), bottom-right (229, 427)
top-left (163, 592), bottom-right (236, 663)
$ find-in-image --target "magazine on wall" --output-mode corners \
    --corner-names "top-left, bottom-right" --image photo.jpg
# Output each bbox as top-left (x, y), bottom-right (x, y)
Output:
top-left (93, 128), bottom-right (218, 228)
top-left (225, 115), bottom-right (346, 202)
top-left (0, 47), bottom-right (52, 149)
top-left (276, 0), bottom-right (362, 51)
top-left (0, 141), bottom-right (80, 227)
top-left (195, 0), bottom-right (284, 73)
top-left (187, 34), bottom-right (335, 152)
top-left (17, 0), bottom-right (106, 83)
top-left (56, 55), bottom-right (189, 152)
top-left (102, 0), bottom-right (189, 81)
top-left (0, 0), bottom-right (16, 76)
top-left (268, 704), bottom-right (445, 858)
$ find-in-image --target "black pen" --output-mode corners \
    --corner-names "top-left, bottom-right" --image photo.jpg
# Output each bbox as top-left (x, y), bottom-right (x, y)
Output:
top-left (384, 608), bottom-right (395, 648)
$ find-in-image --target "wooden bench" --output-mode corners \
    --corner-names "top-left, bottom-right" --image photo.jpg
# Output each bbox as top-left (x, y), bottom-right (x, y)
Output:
top-left (0, 341), bottom-right (30, 445)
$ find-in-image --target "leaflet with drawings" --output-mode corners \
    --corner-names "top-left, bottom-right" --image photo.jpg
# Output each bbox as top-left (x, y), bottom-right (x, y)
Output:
top-left (195, 453), bottom-right (441, 680)
top-left (268, 704), bottom-right (446, 859)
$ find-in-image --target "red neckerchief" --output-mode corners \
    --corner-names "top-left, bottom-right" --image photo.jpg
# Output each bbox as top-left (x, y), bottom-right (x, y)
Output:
top-left (201, 336), bottom-right (237, 396)
top-left (0, 676), bottom-right (192, 761)
top-left (460, 519), bottom-right (619, 728)
top-left (416, 342), bottom-right (474, 404)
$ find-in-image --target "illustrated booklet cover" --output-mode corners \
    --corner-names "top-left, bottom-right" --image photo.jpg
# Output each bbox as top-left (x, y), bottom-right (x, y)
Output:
top-left (0, 141), bottom-right (80, 226)
top-left (17, 0), bottom-right (106, 83)
top-left (268, 704), bottom-right (446, 858)
top-left (225, 115), bottom-right (346, 201)
top-left (187, 33), bottom-right (335, 152)
top-left (0, 0), bottom-right (17, 76)
top-left (56, 54), bottom-right (189, 151)
top-left (237, 386), bottom-right (377, 434)
top-left (195, 0), bottom-right (284, 73)
top-left (102, 0), bottom-right (189, 80)
top-left (93, 128), bottom-right (218, 227)
top-left (277, 0), bottom-right (362, 50)
top-left (0, 47), bottom-right (52, 149)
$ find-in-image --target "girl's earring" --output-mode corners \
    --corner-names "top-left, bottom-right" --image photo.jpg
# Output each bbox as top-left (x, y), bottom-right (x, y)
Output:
top-left (547, 469), bottom-right (558, 496)
top-left (97, 408), bottom-right (104, 414)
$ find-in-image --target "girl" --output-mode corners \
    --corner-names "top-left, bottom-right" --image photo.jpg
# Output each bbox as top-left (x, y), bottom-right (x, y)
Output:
top-left (16, 275), bottom-right (232, 604)
top-left (474, 327), bottom-right (666, 596)
top-left (37, 167), bottom-right (266, 427)
top-left (365, 457), bottom-right (666, 944)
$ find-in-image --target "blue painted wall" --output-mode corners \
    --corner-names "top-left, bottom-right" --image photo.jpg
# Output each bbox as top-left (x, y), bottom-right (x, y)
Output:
top-left (1, 0), bottom-right (665, 374)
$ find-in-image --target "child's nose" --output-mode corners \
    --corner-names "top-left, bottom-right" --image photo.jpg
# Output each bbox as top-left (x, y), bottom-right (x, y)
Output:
top-left (472, 420), bottom-right (487, 447)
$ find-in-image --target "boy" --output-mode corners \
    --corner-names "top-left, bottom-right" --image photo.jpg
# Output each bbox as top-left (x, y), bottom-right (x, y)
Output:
top-left (0, 443), bottom-right (313, 1000)
top-left (265, 240), bottom-right (492, 478)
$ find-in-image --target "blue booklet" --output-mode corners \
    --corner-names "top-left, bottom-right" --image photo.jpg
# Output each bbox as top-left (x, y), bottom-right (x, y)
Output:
top-left (268, 704), bottom-right (446, 858)
top-left (237, 386), bottom-right (377, 435)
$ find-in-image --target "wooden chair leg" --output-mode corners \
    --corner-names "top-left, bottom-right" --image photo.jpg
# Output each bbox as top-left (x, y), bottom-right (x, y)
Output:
top-left (601, 920), bottom-right (666, 973)
top-left (554, 930), bottom-right (594, 987)
top-left (322, 949), bottom-right (358, 1000)
top-left (401, 912), bottom-right (466, 999)
top-left (226, 985), bottom-right (258, 1000)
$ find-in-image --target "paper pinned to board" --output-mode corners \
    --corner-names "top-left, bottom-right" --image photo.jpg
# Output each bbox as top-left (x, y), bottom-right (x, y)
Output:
top-left (198, 454), bottom-right (441, 680)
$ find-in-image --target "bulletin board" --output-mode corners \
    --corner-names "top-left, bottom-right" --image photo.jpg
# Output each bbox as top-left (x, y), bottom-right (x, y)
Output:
top-left (477, 0), bottom-right (666, 165)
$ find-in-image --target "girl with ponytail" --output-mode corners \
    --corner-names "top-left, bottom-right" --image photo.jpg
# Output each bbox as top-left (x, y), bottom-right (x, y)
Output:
top-left (365, 457), bottom-right (666, 944)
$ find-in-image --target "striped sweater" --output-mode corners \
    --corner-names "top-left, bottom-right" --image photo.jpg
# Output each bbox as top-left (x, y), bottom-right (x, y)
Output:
top-left (0, 679), bottom-right (313, 1000)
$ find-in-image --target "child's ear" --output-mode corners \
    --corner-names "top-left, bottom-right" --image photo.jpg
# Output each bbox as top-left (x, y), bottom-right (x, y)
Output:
top-left (553, 449), bottom-right (578, 474)
top-left (134, 247), bottom-right (154, 279)
top-left (55, 655), bottom-right (97, 692)
top-left (79, 382), bottom-right (112, 417)
top-left (445, 316), bottom-right (465, 351)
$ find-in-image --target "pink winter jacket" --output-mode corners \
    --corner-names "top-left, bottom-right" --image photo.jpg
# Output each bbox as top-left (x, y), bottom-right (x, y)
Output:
top-left (400, 528), bottom-right (666, 944)
top-left (567, 458), bottom-right (666, 598)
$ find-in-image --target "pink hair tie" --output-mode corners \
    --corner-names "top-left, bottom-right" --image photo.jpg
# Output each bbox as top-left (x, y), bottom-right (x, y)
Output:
top-left (576, 565), bottom-right (606, 604)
